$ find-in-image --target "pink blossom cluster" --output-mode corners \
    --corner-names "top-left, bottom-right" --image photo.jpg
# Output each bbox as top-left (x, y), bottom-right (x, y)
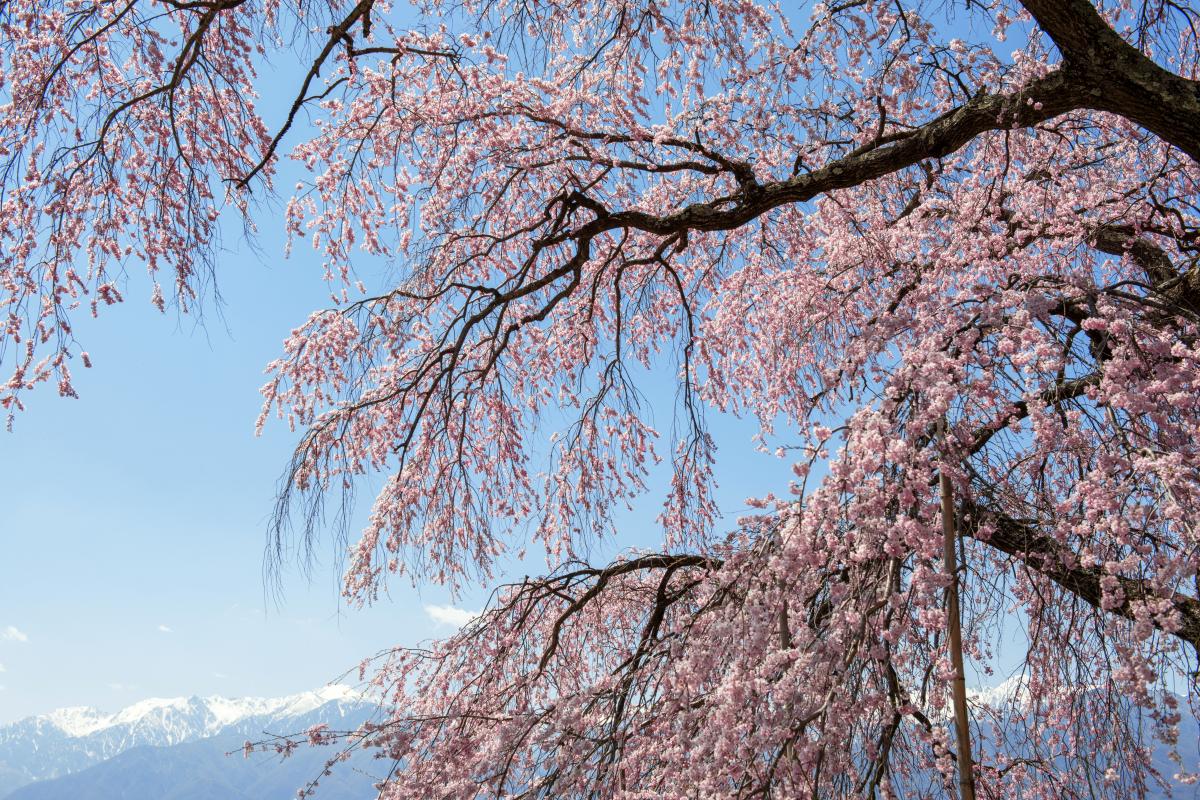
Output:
top-left (6, 0), bottom-right (1200, 795)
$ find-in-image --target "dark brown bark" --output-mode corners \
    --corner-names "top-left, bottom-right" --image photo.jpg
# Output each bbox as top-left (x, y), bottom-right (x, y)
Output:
top-left (1020, 0), bottom-right (1200, 162)
top-left (566, 69), bottom-right (1088, 241)
top-left (556, 3), bottom-right (1200, 249)
top-left (964, 500), bottom-right (1200, 654)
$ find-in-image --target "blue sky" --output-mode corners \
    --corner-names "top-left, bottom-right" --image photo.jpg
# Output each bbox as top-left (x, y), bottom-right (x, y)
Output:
top-left (0, 2), bottom-right (1021, 725)
top-left (0, 44), bottom-right (548, 725)
top-left (0, 180), bottom-right (789, 724)
top-left (0, 221), bottom-right (449, 722)
top-left (0, 227), bottom-right (796, 722)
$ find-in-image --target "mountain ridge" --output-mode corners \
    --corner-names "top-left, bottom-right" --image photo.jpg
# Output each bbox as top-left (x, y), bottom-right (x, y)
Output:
top-left (32, 684), bottom-right (361, 738)
top-left (0, 685), bottom-right (373, 796)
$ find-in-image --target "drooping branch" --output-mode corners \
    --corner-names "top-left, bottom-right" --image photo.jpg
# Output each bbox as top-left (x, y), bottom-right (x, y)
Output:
top-left (237, 0), bottom-right (380, 188)
top-left (528, 553), bottom-right (719, 671)
top-left (237, 0), bottom-right (461, 188)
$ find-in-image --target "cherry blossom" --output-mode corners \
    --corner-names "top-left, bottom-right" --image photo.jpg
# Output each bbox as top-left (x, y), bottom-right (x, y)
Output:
top-left (7, 0), bottom-right (1200, 796)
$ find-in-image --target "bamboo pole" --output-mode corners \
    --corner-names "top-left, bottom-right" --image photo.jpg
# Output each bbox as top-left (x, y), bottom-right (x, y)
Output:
top-left (940, 418), bottom-right (976, 800)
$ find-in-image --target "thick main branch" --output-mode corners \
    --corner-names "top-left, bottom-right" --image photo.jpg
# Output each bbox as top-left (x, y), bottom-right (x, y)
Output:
top-left (1020, 0), bottom-right (1200, 162)
top-left (966, 500), bottom-right (1200, 653)
top-left (570, 70), bottom-right (1087, 240)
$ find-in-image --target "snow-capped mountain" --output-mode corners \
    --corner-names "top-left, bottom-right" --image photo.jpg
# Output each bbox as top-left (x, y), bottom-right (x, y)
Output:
top-left (0, 685), bottom-right (373, 796)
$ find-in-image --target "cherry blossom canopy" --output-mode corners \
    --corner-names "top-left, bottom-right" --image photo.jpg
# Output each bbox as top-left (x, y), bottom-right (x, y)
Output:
top-left (3, 0), bottom-right (1200, 796)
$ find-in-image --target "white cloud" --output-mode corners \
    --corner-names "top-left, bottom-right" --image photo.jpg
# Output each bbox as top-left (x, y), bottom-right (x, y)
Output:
top-left (1, 626), bottom-right (27, 643)
top-left (0, 662), bottom-right (6, 672)
top-left (157, 624), bottom-right (173, 634)
top-left (424, 604), bottom-right (479, 628)
top-left (213, 672), bottom-right (229, 679)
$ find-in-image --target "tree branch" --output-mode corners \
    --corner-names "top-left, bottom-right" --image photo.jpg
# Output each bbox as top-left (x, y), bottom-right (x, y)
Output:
top-left (1020, 0), bottom-right (1200, 162)
top-left (965, 500), bottom-right (1200, 653)
top-left (570, 70), bottom-right (1086, 240)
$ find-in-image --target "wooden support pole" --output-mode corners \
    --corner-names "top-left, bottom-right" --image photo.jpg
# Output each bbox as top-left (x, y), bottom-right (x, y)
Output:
top-left (940, 418), bottom-right (976, 800)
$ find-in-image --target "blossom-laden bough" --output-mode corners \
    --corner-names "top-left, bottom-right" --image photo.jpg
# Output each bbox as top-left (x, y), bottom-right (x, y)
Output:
top-left (5, 0), bottom-right (1200, 796)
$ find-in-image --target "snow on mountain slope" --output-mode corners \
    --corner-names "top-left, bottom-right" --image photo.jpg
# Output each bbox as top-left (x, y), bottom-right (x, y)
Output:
top-left (38, 685), bottom-right (358, 739)
top-left (0, 685), bottom-right (370, 796)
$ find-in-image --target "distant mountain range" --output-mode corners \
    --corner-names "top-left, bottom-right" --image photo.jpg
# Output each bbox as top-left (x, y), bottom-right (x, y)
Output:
top-left (0, 686), bottom-right (382, 799)
top-left (2, 681), bottom-right (1196, 799)
top-left (970, 678), bottom-right (1200, 799)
